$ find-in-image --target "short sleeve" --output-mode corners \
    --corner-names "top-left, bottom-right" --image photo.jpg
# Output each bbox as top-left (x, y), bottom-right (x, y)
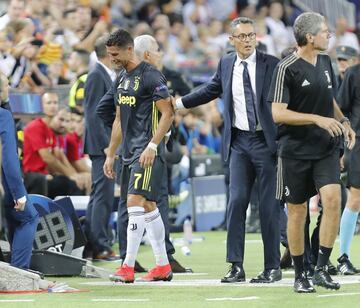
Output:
top-left (267, 62), bottom-right (291, 104)
top-left (25, 121), bottom-right (51, 151)
top-left (146, 69), bottom-right (170, 102)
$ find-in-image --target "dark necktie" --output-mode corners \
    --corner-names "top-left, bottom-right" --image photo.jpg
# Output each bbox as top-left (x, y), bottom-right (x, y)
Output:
top-left (242, 61), bottom-right (256, 132)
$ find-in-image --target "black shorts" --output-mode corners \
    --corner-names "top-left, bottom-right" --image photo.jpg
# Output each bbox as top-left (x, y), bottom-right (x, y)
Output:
top-left (276, 150), bottom-right (340, 204)
top-left (347, 137), bottom-right (360, 188)
top-left (120, 156), bottom-right (165, 202)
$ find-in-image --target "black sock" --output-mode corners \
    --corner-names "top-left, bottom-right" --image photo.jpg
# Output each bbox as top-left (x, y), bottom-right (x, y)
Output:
top-left (232, 262), bottom-right (242, 268)
top-left (292, 254), bottom-right (304, 279)
top-left (316, 246), bottom-right (332, 268)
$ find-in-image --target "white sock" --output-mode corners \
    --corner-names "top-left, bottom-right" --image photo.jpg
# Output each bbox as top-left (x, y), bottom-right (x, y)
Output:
top-left (123, 206), bottom-right (145, 267)
top-left (145, 208), bottom-right (169, 266)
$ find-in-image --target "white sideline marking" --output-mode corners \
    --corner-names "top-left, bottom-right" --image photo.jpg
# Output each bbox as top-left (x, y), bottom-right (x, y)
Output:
top-left (92, 299), bottom-right (149, 302)
top-left (223, 240), bottom-right (263, 244)
top-left (173, 273), bottom-right (208, 276)
top-left (80, 276), bottom-right (360, 288)
top-left (317, 292), bottom-right (360, 298)
top-left (206, 296), bottom-right (258, 301)
top-left (0, 300), bottom-right (35, 302)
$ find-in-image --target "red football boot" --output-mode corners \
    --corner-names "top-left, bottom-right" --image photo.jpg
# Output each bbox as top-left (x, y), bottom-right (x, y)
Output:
top-left (109, 264), bottom-right (135, 283)
top-left (139, 264), bottom-right (173, 282)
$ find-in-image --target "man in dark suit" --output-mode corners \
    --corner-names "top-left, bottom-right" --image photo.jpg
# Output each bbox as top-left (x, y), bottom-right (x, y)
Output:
top-left (83, 36), bottom-right (117, 260)
top-left (174, 17), bottom-right (281, 283)
top-left (0, 72), bottom-right (39, 269)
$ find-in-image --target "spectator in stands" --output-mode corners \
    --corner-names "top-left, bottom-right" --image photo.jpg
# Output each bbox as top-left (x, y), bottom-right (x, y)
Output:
top-left (0, 0), bottom-right (25, 31)
top-left (24, 0), bottom-right (46, 37)
top-left (265, 0), bottom-right (294, 57)
top-left (335, 45), bottom-right (359, 88)
top-left (46, 60), bottom-right (70, 86)
top-left (23, 92), bottom-right (84, 199)
top-left (0, 30), bottom-right (15, 77)
top-left (183, 0), bottom-right (213, 39)
top-left (329, 16), bottom-right (360, 54)
top-left (73, 5), bottom-right (108, 53)
top-left (66, 108), bottom-right (89, 173)
top-left (68, 49), bottom-right (90, 113)
top-left (50, 107), bottom-right (91, 194)
top-left (53, 9), bottom-right (81, 57)
top-left (255, 17), bottom-right (276, 56)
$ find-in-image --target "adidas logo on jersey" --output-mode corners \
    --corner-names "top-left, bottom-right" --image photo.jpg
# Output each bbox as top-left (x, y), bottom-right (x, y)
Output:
top-left (302, 79), bottom-right (310, 87)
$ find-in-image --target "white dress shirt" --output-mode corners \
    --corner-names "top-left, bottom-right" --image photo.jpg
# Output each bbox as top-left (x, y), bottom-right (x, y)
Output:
top-left (98, 61), bottom-right (117, 82)
top-left (232, 50), bottom-right (257, 131)
top-left (175, 50), bottom-right (260, 132)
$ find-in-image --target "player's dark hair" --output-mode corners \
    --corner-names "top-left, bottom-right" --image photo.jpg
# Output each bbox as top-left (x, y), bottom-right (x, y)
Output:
top-left (106, 29), bottom-right (134, 49)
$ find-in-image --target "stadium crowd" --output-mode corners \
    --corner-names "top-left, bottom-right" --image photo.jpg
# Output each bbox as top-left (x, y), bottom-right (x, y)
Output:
top-left (1, 0), bottom-right (360, 293)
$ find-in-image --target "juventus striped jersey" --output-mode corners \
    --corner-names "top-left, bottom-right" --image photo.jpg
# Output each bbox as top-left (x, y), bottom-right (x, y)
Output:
top-left (115, 62), bottom-right (169, 165)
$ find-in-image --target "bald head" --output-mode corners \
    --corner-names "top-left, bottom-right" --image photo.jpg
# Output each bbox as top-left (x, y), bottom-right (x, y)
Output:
top-left (41, 92), bottom-right (59, 118)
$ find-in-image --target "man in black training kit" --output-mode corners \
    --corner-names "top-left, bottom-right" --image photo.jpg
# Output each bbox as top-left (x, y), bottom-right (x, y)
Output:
top-left (103, 29), bottom-right (174, 283)
top-left (270, 12), bottom-right (356, 293)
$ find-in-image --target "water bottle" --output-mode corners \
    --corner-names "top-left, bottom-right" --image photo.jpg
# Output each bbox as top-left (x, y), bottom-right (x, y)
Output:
top-left (183, 217), bottom-right (193, 244)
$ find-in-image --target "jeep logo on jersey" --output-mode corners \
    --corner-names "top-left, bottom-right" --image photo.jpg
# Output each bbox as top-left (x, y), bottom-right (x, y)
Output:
top-left (118, 94), bottom-right (136, 106)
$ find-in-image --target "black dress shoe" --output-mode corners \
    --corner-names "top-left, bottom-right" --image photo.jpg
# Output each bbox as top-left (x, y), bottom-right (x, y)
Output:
top-left (294, 272), bottom-right (316, 293)
top-left (313, 266), bottom-right (340, 290)
top-left (221, 265), bottom-right (245, 283)
top-left (250, 268), bottom-right (282, 283)
top-left (169, 258), bottom-right (193, 273)
top-left (93, 250), bottom-right (118, 261)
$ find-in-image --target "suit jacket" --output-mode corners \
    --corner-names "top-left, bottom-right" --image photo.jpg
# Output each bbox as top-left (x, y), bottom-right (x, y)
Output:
top-left (0, 108), bottom-right (26, 200)
top-left (84, 62), bottom-right (113, 155)
top-left (182, 50), bottom-right (279, 161)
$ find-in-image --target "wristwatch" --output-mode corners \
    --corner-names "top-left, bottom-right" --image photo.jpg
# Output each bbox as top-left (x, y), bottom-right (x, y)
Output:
top-left (340, 117), bottom-right (350, 125)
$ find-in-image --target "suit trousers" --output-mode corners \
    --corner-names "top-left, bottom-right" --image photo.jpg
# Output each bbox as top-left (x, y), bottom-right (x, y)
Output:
top-left (226, 129), bottom-right (280, 270)
top-left (3, 177), bottom-right (39, 268)
top-left (117, 162), bottom-right (175, 260)
top-left (85, 154), bottom-right (115, 253)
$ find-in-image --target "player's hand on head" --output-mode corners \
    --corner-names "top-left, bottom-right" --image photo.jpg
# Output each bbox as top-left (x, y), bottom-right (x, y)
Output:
top-left (139, 148), bottom-right (156, 168)
top-left (103, 155), bottom-right (116, 179)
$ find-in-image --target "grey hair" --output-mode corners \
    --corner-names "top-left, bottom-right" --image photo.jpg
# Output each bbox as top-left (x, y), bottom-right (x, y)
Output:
top-left (293, 12), bottom-right (325, 46)
top-left (229, 17), bottom-right (254, 34)
top-left (134, 35), bottom-right (157, 60)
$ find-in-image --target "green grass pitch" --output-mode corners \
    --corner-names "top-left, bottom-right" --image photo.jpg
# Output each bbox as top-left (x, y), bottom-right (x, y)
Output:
top-left (1, 230), bottom-right (360, 307)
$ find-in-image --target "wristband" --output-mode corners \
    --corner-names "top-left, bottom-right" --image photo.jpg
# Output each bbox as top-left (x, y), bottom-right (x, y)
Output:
top-left (340, 117), bottom-right (350, 125)
top-left (147, 142), bottom-right (158, 152)
top-left (165, 131), bottom-right (171, 138)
